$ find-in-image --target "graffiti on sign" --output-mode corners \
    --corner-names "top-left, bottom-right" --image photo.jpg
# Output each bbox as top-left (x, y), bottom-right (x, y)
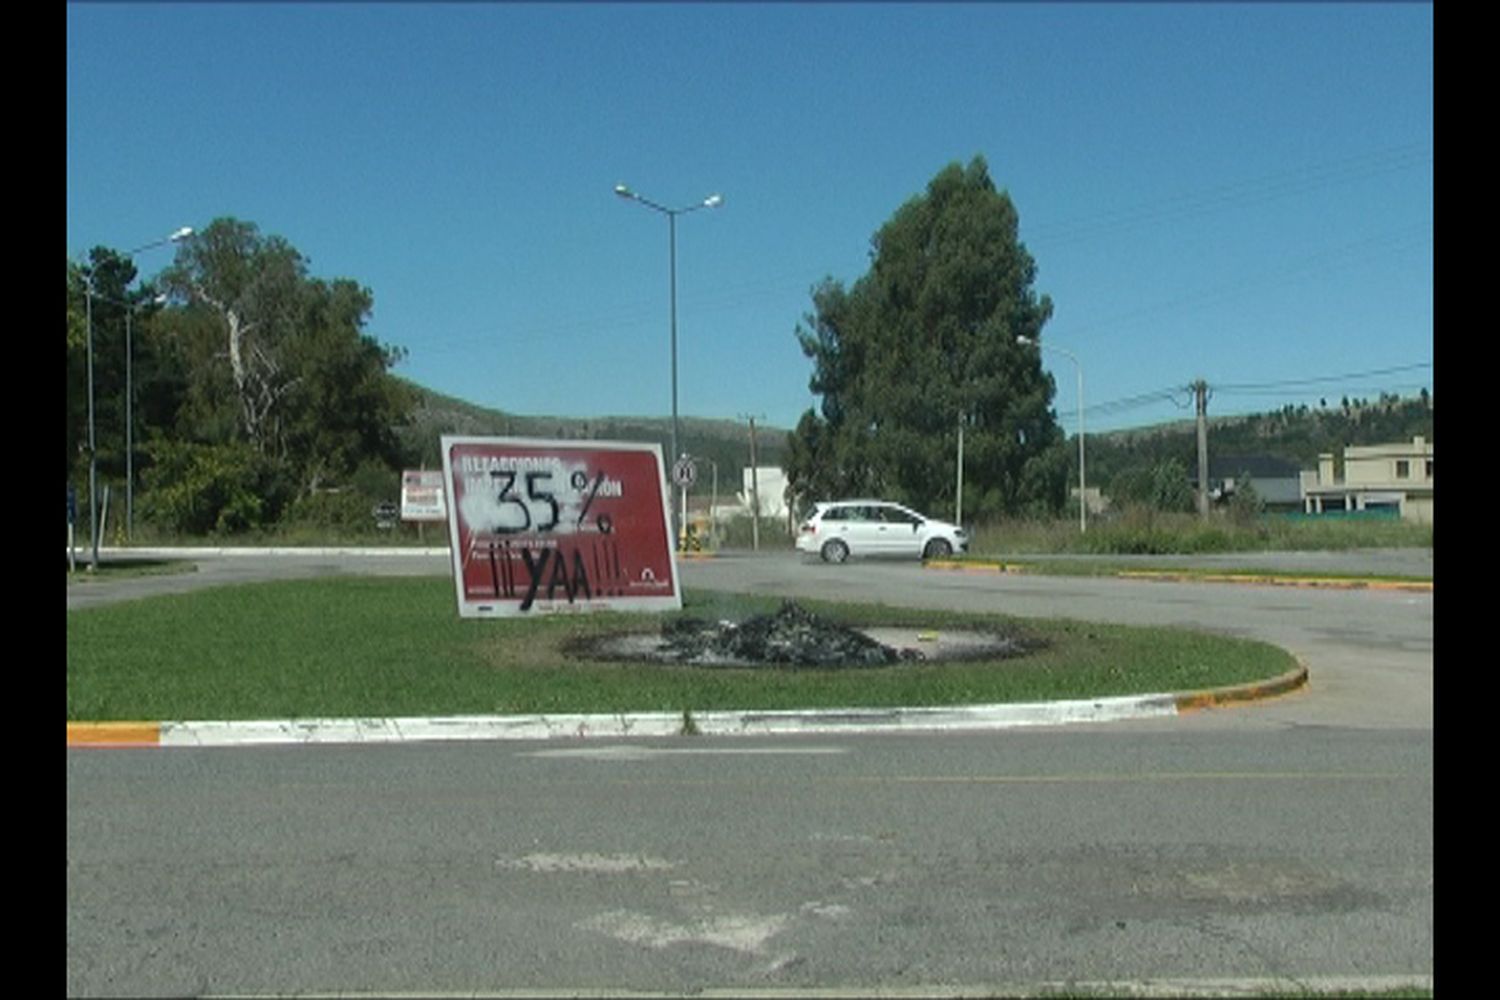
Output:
top-left (441, 436), bottom-right (680, 617)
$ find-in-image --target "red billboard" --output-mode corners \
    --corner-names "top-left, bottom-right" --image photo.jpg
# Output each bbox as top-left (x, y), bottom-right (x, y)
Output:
top-left (440, 436), bottom-right (681, 617)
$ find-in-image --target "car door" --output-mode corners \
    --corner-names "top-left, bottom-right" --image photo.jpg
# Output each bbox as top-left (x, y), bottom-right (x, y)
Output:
top-left (834, 504), bottom-right (884, 557)
top-left (877, 504), bottom-right (925, 557)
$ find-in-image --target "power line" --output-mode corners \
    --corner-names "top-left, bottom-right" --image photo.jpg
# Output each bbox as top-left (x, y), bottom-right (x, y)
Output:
top-left (1026, 142), bottom-right (1431, 250)
top-left (1214, 362), bottom-right (1432, 394)
top-left (1060, 363), bottom-right (1431, 427)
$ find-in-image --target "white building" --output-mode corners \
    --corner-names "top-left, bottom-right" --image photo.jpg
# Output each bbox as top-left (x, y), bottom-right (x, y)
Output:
top-left (739, 466), bottom-right (789, 519)
top-left (1300, 436), bottom-right (1433, 524)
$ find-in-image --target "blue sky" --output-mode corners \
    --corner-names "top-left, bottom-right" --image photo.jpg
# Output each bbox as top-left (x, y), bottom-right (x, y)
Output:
top-left (67, 2), bottom-right (1432, 436)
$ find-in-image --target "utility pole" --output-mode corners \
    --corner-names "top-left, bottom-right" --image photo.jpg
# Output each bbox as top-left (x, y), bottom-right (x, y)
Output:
top-left (955, 415), bottom-right (965, 526)
top-left (744, 414), bottom-right (762, 551)
top-left (1194, 379), bottom-right (1211, 518)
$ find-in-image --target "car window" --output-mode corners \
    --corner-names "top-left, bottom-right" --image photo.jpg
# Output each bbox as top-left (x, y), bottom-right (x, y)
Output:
top-left (821, 506), bottom-right (847, 522)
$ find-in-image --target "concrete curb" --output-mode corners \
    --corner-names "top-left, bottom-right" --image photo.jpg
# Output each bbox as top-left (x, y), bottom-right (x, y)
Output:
top-left (67, 687), bottom-right (1252, 748)
top-left (924, 559), bottom-right (1024, 574)
top-left (65, 666), bottom-right (1312, 748)
top-left (926, 557), bottom-right (1432, 591)
top-left (1115, 569), bottom-right (1432, 592)
top-left (1172, 660), bottom-right (1310, 713)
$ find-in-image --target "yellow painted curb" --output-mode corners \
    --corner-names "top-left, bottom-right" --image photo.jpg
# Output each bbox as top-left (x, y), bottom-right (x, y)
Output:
top-left (923, 559), bottom-right (1023, 573)
top-left (1174, 662), bottom-right (1310, 713)
top-left (1117, 570), bottom-right (1431, 592)
top-left (67, 722), bottom-right (161, 746)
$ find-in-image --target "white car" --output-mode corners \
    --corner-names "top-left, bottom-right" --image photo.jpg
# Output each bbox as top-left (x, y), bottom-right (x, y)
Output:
top-left (796, 500), bottom-right (969, 564)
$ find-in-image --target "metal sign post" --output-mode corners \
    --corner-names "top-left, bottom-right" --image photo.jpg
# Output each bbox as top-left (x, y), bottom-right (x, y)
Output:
top-left (671, 455), bottom-right (697, 551)
top-left (67, 484), bottom-right (77, 574)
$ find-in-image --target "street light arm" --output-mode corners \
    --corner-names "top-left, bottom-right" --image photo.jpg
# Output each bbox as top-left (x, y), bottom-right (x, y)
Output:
top-left (614, 184), bottom-right (723, 216)
top-left (125, 226), bottom-right (195, 257)
top-left (1018, 334), bottom-right (1087, 533)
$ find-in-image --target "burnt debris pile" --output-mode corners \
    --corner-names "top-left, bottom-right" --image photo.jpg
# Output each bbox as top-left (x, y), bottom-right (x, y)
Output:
top-left (657, 601), bottom-right (920, 668)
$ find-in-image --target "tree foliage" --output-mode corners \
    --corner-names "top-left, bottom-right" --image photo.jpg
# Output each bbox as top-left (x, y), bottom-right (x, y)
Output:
top-left (1109, 458), bottom-right (1197, 514)
top-left (161, 219), bottom-right (314, 456)
top-left (68, 217), bottom-right (417, 536)
top-left (786, 157), bottom-right (1067, 520)
top-left (65, 250), bottom-right (173, 482)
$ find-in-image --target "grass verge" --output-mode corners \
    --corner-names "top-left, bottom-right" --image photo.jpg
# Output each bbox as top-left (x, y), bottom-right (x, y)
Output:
top-left (938, 558), bottom-right (1431, 587)
top-left (968, 511), bottom-right (1432, 556)
top-left (66, 576), bottom-right (1297, 722)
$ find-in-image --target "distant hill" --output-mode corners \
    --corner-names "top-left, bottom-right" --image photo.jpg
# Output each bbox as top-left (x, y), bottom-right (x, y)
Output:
top-left (394, 381), bottom-right (1432, 498)
top-left (1084, 391), bottom-right (1433, 487)
top-left (395, 379), bottom-right (789, 491)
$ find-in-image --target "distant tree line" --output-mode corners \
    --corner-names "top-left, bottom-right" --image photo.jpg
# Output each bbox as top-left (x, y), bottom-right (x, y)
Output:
top-left (67, 218), bottom-right (418, 537)
top-left (1086, 392), bottom-right (1433, 514)
top-left (67, 217), bottom-right (794, 539)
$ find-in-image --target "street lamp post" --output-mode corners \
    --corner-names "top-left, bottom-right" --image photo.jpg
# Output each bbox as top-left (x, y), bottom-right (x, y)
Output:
top-left (79, 226), bottom-right (192, 568)
top-left (123, 293), bottom-right (168, 540)
top-left (84, 287), bottom-right (99, 570)
top-left (1019, 336), bottom-right (1087, 533)
top-left (614, 184), bottom-right (722, 540)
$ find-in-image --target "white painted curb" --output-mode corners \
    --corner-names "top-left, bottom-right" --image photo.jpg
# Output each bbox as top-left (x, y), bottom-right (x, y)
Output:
top-left (155, 695), bottom-right (1180, 747)
top-left (88, 546), bottom-right (450, 558)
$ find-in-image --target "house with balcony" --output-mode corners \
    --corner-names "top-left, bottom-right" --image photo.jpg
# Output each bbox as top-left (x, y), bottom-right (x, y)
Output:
top-left (1299, 436), bottom-right (1433, 524)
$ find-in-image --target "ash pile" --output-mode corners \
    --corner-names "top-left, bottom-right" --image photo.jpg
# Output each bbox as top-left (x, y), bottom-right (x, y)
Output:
top-left (657, 601), bottom-right (921, 668)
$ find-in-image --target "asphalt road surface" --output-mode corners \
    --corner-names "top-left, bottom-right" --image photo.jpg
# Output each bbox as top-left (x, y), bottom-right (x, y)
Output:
top-left (66, 549), bottom-right (1433, 997)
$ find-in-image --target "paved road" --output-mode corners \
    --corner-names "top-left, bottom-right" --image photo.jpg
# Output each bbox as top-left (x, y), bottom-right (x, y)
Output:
top-left (66, 548), bottom-right (1433, 997)
top-left (684, 551), bottom-right (1432, 731)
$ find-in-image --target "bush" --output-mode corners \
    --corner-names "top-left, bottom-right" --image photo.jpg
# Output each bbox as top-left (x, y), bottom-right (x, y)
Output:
top-left (283, 489), bottom-right (380, 535)
top-left (712, 513), bottom-right (794, 550)
top-left (141, 440), bottom-right (290, 535)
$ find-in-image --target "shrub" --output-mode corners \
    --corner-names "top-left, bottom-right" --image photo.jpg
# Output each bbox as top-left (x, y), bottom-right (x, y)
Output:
top-left (141, 440), bottom-right (289, 535)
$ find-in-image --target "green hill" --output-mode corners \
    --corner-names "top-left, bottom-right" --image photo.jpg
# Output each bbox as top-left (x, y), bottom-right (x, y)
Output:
top-left (392, 380), bottom-right (1431, 502)
top-left (395, 380), bottom-right (789, 488)
top-left (1084, 391), bottom-right (1433, 489)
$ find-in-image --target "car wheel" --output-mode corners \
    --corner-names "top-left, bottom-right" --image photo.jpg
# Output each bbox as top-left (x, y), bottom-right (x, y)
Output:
top-left (821, 539), bottom-right (849, 564)
top-left (923, 538), bottom-right (953, 560)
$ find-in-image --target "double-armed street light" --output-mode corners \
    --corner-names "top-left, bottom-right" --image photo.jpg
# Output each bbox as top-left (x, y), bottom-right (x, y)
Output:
top-left (613, 183), bottom-right (723, 480)
top-left (90, 289), bottom-right (169, 542)
top-left (1018, 335), bottom-right (1087, 533)
top-left (81, 226), bottom-right (193, 568)
top-left (123, 292), bottom-right (169, 540)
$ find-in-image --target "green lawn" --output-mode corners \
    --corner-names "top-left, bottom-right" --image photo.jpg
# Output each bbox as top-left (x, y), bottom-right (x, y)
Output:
top-left (66, 576), bottom-right (1297, 722)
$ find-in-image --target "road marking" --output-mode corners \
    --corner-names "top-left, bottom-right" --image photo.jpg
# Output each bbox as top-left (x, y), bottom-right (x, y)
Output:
top-left (579, 908), bottom-right (790, 955)
top-left (856, 770), bottom-right (1409, 785)
top-left (205, 974), bottom-right (1436, 997)
top-left (545, 770), bottom-right (1411, 789)
top-left (495, 853), bottom-right (678, 873)
top-left (522, 745), bottom-right (849, 760)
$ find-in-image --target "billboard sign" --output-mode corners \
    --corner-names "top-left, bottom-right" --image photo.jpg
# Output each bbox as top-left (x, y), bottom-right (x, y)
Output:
top-left (400, 469), bottom-right (448, 522)
top-left (440, 436), bottom-right (681, 617)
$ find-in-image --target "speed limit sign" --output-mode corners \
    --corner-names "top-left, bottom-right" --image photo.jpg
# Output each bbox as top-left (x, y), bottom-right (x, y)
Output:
top-left (671, 456), bottom-right (698, 489)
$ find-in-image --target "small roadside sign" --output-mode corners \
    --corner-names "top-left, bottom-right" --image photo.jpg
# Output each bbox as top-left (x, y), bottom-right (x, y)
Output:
top-left (400, 469), bottom-right (447, 522)
top-left (671, 456), bottom-right (697, 489)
